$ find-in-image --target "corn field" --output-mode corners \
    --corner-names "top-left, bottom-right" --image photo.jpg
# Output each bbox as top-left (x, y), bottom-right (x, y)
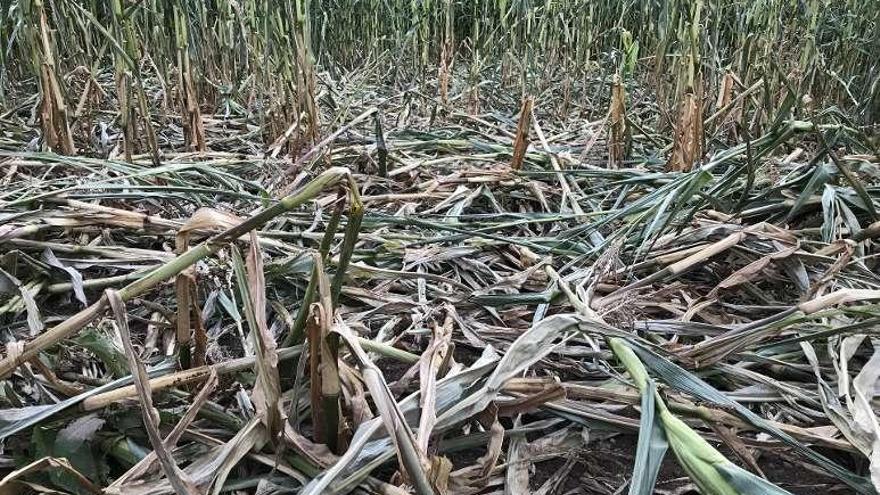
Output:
top-left (0, 0), bottom-right (879, 494)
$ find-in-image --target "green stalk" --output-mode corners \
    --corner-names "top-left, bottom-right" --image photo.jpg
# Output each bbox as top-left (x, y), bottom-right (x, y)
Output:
top-left (609, 338), bottom-right (794, 495)
top-left (282, 199), bottom-right (342, 349)
top-left (330, 200), bottom-right (363, 307)
top-left (314, 255), bottom-right (340, 453)
top-left (316, 189), bottom-right (363, 450)
top-left (283, 266), bottom-right (318, 349)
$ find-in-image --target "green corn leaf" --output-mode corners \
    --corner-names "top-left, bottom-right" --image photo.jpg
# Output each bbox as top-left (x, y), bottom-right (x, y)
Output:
top-left (627, 379), bottom-right (668, 495)
top-left (631, 344), bottom-right (876, 494)
top-left (717, 462), bottom-right (798, 495)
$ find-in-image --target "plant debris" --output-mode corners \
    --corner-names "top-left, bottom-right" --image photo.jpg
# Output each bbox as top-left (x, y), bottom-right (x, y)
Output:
top-left (1, 1), bottom-right (880, 494)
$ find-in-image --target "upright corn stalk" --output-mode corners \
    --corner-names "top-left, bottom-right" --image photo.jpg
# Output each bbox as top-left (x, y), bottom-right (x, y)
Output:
top-left (666, 0), bottom-right (704, 172)
top-left (314, 256), bottom-right (341, 452)
top-left (294, 0), bottom-right (320, 145)
top-left (173, 4), bottom-right (206, 152)
top-left (509, 96), bottom-right (533, 171)
top-left (258, 3), bottom-right (292, 152)
top-left (109, 0), bottom-right (160, 165)
top-left (466, 2), bottom-right (481, 115)
top-left (667, 90), bottom-right (704, 172)
top-left (412, 0), bottom-right (430, 81)
top-left (306, 282), bottom-right (326, 443)
top-left (22, 0), bottom-right (75, 155)
top-left (437, 0), bottom-right (454, 105)
top-left (109, 0), bottom-right (133, 162)
top-left (713, 71), bottom-right (739, 141)
top-left (608, 74), bottom-right (628, 169)
top-left (290, 185), bottom-right (362, 453)
top-left (798, 0), bottom-right (821, 87)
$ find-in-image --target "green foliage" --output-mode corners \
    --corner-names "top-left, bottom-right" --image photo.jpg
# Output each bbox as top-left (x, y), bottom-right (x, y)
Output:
top-left (620, 29), bottom-right (639, 79)
top-left (75, 327), bottom-right (129, 378)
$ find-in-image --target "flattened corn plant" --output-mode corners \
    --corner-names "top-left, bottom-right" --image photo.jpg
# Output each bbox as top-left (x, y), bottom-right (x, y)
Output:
top-left (0, 0), bottom-right (879, 494)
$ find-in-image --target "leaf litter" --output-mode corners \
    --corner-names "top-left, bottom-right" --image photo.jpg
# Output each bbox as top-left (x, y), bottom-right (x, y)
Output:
top-left (1, 46), bottom-right (880, 495)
